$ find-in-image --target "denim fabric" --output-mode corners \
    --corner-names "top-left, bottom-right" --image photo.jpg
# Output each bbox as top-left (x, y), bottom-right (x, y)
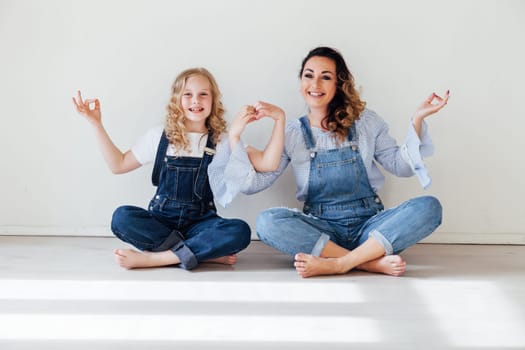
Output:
top-left (256, 117), bottom-right (442, 257)
top-left (111, 132), bottom-right (251, 270)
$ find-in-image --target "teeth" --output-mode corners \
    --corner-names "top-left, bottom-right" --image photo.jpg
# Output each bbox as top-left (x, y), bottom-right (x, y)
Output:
top-left (309, 92), bottom-right (324, 97)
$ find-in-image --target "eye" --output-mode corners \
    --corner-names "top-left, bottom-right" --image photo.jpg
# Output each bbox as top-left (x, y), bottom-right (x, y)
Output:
top-left (303, 73), bottom-right (313, 79)
top-left (200, 92), bottom-right (209, 96)
top-left (322, 75), bottom-right (332, 81)
top-left (183, 92), bottom-right (192, 97)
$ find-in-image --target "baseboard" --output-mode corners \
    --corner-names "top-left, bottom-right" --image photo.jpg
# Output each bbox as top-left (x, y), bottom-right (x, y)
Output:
top-left (421, 232), bottom-right (525, 245)
top-left (2, 227), bottom-right (524, 245)
top-left (0, 227), bottom-right (111, 237)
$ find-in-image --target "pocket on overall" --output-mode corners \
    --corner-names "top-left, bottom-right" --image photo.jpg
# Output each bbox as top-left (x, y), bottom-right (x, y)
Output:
top-left (164, 165), bottom-right (198, 202)
top-left (316, 154), bottom-right (360, 197)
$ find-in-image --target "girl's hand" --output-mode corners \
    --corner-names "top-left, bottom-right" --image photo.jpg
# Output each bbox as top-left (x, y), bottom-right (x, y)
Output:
top-left (229, 105), bottom-right (258, 140)
top-left (72, 90), bottom-right (102, 126)
top-left (253, 101), bottom-right (285, 122)
top-left (413, 90), bottom-right (450, 122)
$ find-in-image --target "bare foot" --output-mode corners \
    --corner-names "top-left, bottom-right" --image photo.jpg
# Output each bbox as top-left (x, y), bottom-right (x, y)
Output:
top-left (203, 255), bottom-right (237, 265)
top-left (357, 255), bottom-right (406, 276)
top-left (294, 253), bottom-right (345, 278)
top-left (113, 248), bottom-right (180, 269)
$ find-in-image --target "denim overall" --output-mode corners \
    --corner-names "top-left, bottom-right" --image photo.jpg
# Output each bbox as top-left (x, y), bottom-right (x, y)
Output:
top-left (256, 117), bottom-right (442, 257)
top-left (111, 132), bottom-right (251, 270)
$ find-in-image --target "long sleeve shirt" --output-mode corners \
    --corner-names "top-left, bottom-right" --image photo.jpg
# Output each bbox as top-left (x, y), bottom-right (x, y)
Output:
top-left (208, 108), bottom-right (434, 208)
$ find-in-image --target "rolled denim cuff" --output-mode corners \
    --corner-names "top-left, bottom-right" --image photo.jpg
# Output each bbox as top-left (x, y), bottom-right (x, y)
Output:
top-left (311, 233), bottom-right (330, 256)
top-left (151, 229), bottom-right (184, 252)
top-left (369, 229), bottom-right (394, 255)
top-left (171, 241), bottom-right (198, 270)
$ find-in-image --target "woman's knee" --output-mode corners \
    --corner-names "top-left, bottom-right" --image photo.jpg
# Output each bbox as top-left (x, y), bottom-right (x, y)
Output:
top-left (417, 196), bottom-right (442, 224)
top-left (256, 207), bottom-right (296, 240)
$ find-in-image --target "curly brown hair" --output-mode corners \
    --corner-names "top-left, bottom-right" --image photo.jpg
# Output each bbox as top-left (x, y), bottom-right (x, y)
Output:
top-left (165, 68), bottom-right (226, 151)
top-left (300, 47), bottom-right (366, 142)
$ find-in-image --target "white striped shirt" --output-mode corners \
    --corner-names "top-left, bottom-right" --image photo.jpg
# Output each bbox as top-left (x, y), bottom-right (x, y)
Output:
top-left (208, 108), bottom-right (433, 208)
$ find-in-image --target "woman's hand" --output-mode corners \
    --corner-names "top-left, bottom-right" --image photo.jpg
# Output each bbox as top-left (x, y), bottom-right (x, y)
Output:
top-left (413, 90), bottom-right (450, 122)
top-left (72, 90), bottom-right (102, 127)
top-left (412, 90), bottom-right (450, 138)
top-left (253, 101), bottom-right (285, 122)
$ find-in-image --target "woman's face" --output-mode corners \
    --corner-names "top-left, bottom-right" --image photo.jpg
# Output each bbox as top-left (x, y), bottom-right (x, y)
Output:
top-left (300, 56), bottom-right (337, 111)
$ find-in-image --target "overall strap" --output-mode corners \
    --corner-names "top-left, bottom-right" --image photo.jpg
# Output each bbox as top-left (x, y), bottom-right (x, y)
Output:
top-left (299, 116), bottom-right (316, 150)
top-left (347, 122), bottom-right (357, 142)
top-left (151, 131), bottom-right (169, 187)
top-left (193, 132), bottom-right (216, 200)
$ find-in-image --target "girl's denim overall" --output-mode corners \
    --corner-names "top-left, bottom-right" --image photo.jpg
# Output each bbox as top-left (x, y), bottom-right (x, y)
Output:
top-left (256, 117), bottom-right (442, 257)
top-left (111, 132), bottom-right (251, 270)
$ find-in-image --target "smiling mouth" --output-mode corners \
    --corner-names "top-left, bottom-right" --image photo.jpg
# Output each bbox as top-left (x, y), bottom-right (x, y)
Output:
top-left (308, 92), bottom-right (325, 97)
top-left (189, 107), bottom-right (204, 112)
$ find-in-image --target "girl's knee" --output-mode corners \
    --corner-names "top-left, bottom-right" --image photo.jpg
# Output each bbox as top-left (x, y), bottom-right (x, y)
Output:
top-left (230, 219), bottom-right (252, 248)
top-left (111, 206), bottom-right (133, 232)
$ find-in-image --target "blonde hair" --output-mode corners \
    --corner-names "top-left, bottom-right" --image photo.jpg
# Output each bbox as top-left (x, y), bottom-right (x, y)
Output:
top-left (165, 68), bottom-right (226, 151)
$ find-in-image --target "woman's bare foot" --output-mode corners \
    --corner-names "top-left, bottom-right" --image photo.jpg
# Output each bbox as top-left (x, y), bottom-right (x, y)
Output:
top-left (113, 248), bottom-right (180, 269)
top-left (203, 254), bottom-right (237, 265)
top-left (356, 255), bottom-right (406, 276)
top-left (294, 253), bottom-right (346, 278)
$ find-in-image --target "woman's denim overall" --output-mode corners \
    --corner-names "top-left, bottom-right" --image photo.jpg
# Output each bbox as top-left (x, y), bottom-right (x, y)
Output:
top-left (256, 117), bottom-right (442, 257)
top-left (111, 132), bottom-right (251, 270)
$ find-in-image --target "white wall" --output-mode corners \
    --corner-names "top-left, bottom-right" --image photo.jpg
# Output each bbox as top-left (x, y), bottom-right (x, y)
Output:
top-left (1, 0), bottom-right (524, 243)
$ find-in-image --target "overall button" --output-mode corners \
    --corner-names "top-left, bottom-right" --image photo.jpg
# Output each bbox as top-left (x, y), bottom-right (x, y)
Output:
top-left (155, 195), bottom-right (160, 199)
top-left (374, 197), bottom-right (381, 203)
top-left (351, 145), bottom-right (357, 151)
top-left (310, 152), bottom-right (316, 158)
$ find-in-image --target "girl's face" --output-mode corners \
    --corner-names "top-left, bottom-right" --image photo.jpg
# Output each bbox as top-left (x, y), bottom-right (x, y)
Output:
top-left (181, 75), bottom-right (213, 130)
top-left (300, 56), bottom-right (337, 112)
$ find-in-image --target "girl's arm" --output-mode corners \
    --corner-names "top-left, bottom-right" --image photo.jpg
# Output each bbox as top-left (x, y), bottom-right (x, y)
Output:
top-left (72, 90), bottom-right (141, 174)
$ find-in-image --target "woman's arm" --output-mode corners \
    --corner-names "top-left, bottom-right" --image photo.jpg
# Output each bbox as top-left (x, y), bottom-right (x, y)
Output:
top-left (247, 101), bottom-right (286, 172)
top-left (72, 90), bottom-right (141, 174)
top-left (229, 102), bottom-right (286, 172)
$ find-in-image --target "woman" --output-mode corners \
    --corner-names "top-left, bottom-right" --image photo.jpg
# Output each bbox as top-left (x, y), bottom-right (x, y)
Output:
top-left (209, 47), bottom-right (449, 278)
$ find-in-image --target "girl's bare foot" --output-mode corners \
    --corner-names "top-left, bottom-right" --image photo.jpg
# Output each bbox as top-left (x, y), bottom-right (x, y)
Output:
top-left (113, 249), bottom-right (180, 269)
top-left (294, 253), bottom-right (345, 278)
top-left (203, 255), bottom-right (237, 265)
top-left (357, 255), bottom-right (406, 276)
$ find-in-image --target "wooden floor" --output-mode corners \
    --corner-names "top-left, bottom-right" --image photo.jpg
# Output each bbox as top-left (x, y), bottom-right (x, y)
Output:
top-left (0, 236), bottom-right (524, 349)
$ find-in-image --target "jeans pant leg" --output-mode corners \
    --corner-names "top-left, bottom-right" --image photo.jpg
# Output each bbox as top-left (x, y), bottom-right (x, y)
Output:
top-left (111, 205), bottom-right (182, 251)
top-left (256, 207), bottom-right (337, 257)
top-left (180, 216), bottom-right (251, 267)
top-left (357, 196), bottom-right (443, 255)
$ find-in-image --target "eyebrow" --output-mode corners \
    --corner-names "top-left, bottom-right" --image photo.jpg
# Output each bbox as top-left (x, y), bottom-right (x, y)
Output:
top-left (183, 88), bottom-right (211, 92)
top-left (304, 68), bottom-right (335, 75)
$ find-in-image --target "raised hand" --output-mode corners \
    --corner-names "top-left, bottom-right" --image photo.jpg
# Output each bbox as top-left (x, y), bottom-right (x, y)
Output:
top-left (253, 101), bottom-right (285, 122)
top-left (72, 90), bottom-right (102, 126)
top-left (413, 90), bottom-right (450, 122)
top-left (229, 105), bottom-right (258, 142)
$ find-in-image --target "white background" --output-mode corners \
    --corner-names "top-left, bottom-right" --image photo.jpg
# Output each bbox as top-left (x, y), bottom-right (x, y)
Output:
top-left (1, 0), bottom-right (524, 243)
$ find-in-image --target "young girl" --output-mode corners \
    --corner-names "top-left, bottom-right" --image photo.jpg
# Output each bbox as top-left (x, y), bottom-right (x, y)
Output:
top-left (72, 68), bottom-right (255, 270)
top-left (210, 47), bottom-right (449, 278)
